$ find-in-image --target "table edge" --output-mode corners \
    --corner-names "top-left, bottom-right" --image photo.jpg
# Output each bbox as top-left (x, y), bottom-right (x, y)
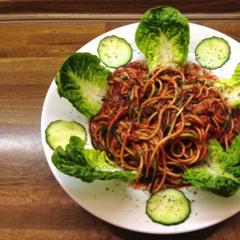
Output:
top-left (0, 12), bottom-right (240, 22)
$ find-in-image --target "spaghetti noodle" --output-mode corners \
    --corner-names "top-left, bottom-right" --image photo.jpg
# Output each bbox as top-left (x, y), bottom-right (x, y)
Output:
top-left (89, 61), bottom-right (238, 192)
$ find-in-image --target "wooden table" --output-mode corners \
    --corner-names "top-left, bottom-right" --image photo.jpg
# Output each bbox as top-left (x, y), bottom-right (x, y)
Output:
top-left (0, 10), bottom-right (240, 240)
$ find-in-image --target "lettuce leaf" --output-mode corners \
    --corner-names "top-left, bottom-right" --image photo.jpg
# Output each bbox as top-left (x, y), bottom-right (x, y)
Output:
top-left (215, 63), bottom-right (240, 108)
top-left (183, 135), bottom-right (240, 197)
top-left (135, 6), bottom-right (189, 71)
top-left (52, 136), bottom-right (138, 182)
top-left (56, 52), bottom-right (111, 118)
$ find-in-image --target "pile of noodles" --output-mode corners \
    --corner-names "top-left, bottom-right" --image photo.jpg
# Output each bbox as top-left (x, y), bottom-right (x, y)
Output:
top-left (89, 61), bottom-right (240, 192)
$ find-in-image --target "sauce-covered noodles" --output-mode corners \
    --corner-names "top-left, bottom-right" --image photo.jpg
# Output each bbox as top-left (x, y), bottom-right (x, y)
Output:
top-left (90, 61), bottom-right (238, 192)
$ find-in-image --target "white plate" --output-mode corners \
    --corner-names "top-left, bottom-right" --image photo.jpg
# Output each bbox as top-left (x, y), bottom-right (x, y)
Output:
top-left (41, 23), bottom-right (240, 234)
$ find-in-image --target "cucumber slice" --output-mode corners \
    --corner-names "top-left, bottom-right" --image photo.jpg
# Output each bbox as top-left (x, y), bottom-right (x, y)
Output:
top-left (98, 35), bottom-right (132, 68)
top-left (195, 36), bottom-right (230, 69)
top-left (45, 120), bottom-right (87, 150)
top-left (146, 188), bottom-right (191, 225)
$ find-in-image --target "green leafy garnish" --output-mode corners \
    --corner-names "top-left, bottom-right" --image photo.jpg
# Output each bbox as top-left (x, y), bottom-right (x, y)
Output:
top-left (183, 135), bottom-right (240, 197)
top-left (215, 63), bottom-right (240, 108)
top-left (56, 52), bottom-right (111, 118)
top-left (52, 136), bottom-right (138, 182)
top-left (135, 6), bottom-right (189, 71)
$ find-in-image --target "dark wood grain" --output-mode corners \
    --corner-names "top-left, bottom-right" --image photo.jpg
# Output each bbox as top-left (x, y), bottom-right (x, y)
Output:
top-left (0, 0), bottom-right (240, 14)
top-left (0, 18), bottom-right (239, 240)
